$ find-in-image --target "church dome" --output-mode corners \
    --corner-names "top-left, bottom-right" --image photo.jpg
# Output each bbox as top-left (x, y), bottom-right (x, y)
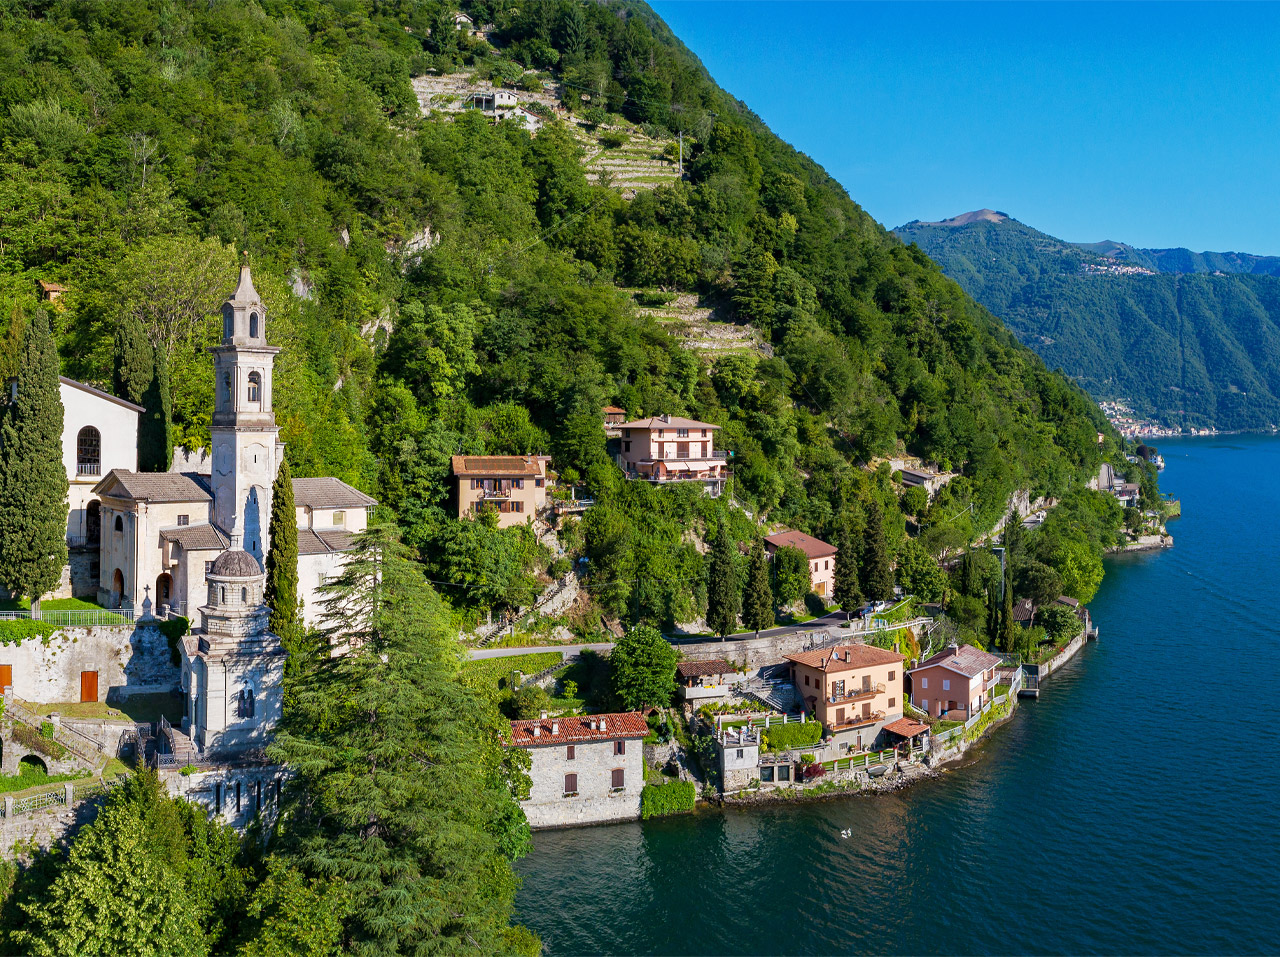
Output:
top-left (210, 549), bottom-right (262, 578)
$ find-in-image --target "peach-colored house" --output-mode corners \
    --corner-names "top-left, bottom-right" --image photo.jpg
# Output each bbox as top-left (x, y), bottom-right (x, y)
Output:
top-left (907, 644), bottom-right (1002, 720)
top-left (784, 644), bottom-right (904, 750)
top-left (451, 455), bottom-right (552, 528)
top-left (616, 415), bottom-right (728, 494)
top-left (764, 530), bottom-right (837, 598)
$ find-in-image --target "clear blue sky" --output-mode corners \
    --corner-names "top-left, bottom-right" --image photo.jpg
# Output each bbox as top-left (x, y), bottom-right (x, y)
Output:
top-left (649, 1), bottom-right (1280, 254)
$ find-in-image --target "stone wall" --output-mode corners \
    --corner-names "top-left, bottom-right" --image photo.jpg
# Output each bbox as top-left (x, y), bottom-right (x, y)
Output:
top-left (163, 765), bottom-right (286, 830)
top-left (0, 623), bottom-right (178, 704)
top-left (675, 628), bottom-right (847, 671)
top-left (0, 792), bottom-right (107, 856)
top-left (520, 738), bottom-right (643, 829)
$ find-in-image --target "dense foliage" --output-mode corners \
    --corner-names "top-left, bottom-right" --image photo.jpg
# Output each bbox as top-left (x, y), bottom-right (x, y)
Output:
top-left (640, 779), bottom-right (695, 819)
top-left (897, 214), bottom-right (1280, 431)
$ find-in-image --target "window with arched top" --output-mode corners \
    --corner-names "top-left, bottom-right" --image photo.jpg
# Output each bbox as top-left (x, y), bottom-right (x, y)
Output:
top-left (222, 304), bottom-right (234, 340)
top-left (220, 586), bottom-right (227, 604)
top-left (114, 515), bottom-right (124, 532)
top-left (241, 586), bottom-right (247, 603)
top-left (223, 372), bottom-right (232, 405)
top-left (236, 687), bottom-right (256, 719)
top-left (247, 372), bottom-right (261, 403)
top-left (76, 426), bottom-right (101, 476)
top-left (249, 312), bottom-right (259, 338)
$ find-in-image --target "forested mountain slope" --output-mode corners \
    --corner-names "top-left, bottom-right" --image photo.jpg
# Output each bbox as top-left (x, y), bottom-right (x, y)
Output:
top-left (897, 213), bottom-right (1280, 431)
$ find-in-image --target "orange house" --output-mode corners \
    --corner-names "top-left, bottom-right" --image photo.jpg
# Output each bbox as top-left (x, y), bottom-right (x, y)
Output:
top-left (907, 644), bottom-right (1002, 719)
top-left (616, 415), bottom-right (728, 494)
top-left (451, 455), bottom-right (552, 528)
top-left (764, 530), bottom-right (837, 598)
top-left (784, 643), bottom-right (904, 750)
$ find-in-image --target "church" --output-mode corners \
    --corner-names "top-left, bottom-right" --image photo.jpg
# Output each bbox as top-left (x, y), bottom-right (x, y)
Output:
top-left (86, 261), bottom-right (376, 628)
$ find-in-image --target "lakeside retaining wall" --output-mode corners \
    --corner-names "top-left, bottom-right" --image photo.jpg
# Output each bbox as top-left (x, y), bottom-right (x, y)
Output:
top-left (1026, 629), bottom-right (1090, 683)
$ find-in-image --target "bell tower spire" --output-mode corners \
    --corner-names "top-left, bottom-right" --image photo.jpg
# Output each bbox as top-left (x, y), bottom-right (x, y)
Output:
top-left (209, 256), bottom-right (283, 566)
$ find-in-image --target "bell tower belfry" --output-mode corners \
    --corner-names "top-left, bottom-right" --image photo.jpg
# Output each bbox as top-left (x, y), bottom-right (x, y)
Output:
top-left (209, 258), bottom-right (283, 566)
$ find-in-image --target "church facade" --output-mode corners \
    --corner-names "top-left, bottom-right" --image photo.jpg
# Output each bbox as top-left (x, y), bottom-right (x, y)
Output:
top-left (89, 262), bottom-right (375, 627)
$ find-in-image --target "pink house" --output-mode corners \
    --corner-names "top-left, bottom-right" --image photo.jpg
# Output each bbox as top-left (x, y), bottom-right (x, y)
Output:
top-left (616, 415), bottom-right (728, 494)
top-left (764, 530), bottom-right (837, 598)
top-left (907, 644), bottom-right (1003, 720)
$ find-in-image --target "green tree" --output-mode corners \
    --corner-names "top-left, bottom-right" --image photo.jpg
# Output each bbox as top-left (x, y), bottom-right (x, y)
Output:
top-left (269, 525), bottom-right (533, 955)
top-left (1039, 602), bottom-right (1080, 643)
top-left (741, 539), bottom-right (774, 637)
top-left (235, 859), bottom-right (352, 957)
top-left (1050, 538), bottom-right (1104, 603)
top-left (510, 683), bottom-right (551, 719)
top-left (265, 458), bottom-right (301, 658)
top-left (900, 485), bottom-right (928, 518)
top-left (1019, 560), bottom-right (1064, 624)
top-left (832, 524), bottom-right (862, 620)
top-left (0, 309), bottom-right (68, 612)
top-left (704, 520), bottom-right (740, 639)
top-left (895, 537), bottom-right (948, 603)
top-left (608, 624), bottom-right (678, 709)
top-left (860, 502), bottom-right (894, 602)
top-left (137, 347), bottom-right (172, 471)
top-left (1000, 562), bottom-right (1016, 653)
top-left (112, 313), bottom-right (153, 405)
top-left (771, 545), bottom-right (809, 608)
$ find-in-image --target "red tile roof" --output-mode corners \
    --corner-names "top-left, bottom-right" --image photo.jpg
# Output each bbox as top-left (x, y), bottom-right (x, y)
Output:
top-left (882, 717), bottom-right (930, 738)
top-left (764, 530), bottom-right (837, 559)
top-left (450, 455), bottom-right (547, 477)
top-left (911, 644), bottom-right (1002, 678)
top-left (617, 415), bottom-right (719, 431)
top-left (507, 711), bottom-right (649, 747)
top-left (602, 405), bottom-right (626, 415)
top-left (676, 659), bottom-right (733, 679)
top-left (784, 643), bottom-right (903, 672)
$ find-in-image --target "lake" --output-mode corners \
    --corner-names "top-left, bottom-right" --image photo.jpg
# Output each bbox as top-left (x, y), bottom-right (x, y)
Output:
top-left (514, 435), bottom-right (1280, 955)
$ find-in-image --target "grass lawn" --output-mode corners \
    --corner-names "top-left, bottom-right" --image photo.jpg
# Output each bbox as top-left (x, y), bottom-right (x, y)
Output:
top-left (935, 719), bottom-right (964, 732)
top-left (994, 683), bottom-right (1011, 698)
top-left (0, 761), bottom-right (89, 795)
top-left (0, 597), bottom-right (110, 612)
top-left (32, 692), bottom-right (183, 725)
top-left (461, 652), bottom-right (565, 692)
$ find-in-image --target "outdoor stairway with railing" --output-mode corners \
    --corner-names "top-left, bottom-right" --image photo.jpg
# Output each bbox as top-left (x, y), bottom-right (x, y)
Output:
top-left (741, 677), bottom-right (796, 713)
top-left (5, 695), bottom-right (106, 769)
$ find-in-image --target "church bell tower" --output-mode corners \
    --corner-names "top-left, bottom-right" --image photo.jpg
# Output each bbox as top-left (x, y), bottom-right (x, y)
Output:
top-left (209, 259), bottom-right (283, 566)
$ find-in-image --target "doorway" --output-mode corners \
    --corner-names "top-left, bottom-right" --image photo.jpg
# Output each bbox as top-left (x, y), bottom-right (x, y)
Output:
top-left (81, 671), bottom-right (98, 703)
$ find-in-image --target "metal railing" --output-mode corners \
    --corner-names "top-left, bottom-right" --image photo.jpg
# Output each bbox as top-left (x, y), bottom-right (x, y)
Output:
top-left (7, 697), bottom-right (105, 762)
top-left (0, 608), bottom-right (135, 627)
top-left (828, 682), bottom-right (885, 704)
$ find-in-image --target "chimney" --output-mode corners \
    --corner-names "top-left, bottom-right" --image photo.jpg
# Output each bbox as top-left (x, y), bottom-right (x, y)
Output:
top-left (540, 710), bottom-right (548, 720)
top-left (589, 719), bottom-right (596, 731)
top-left (948, 643), bottom-right (960, 656)
top-left (599, 718), bottom-right (607, 732)
top-left (552, 721), bottom-right (559, 734)
top-left (532, 725), bottom-right (540, 737)
top-left (660, 413), bottom-right (670, 423)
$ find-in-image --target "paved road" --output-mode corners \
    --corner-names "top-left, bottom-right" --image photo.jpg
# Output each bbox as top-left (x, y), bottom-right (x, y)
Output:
top-left (467, 642), bottom-right (615, 660)
top-left (666, 610), bottom-right (851, 645)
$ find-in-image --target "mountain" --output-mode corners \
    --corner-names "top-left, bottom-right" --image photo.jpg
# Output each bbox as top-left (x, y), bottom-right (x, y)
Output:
top-left (895, 213), bottom-right (1280, 431)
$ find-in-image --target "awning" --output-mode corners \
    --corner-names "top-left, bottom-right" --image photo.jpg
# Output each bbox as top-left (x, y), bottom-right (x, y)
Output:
top-left (882, 717), bottom-right (930, 739)
top-left (662, 461), bottom-right (691, 472)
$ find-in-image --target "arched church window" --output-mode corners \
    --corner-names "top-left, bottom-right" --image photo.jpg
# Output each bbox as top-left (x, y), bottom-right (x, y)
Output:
top-left (241, 586), bottom-right (247, 603)
top-left (247, 372), bottom-right (261, 403)
top-left (223, 372), bottom-right (232, 404)
top-left (76, 426), bottom-right (101, 476)
top-left (222, 304), bottom-right (234, 340)
top-left (249, 312), bottom-right (259, 338)
top-left (236, 687), bottom-right (256, 719)
top-left (220, 586), bottom-right (227, 604)
top-left (114, 515), bottom-right (124, 532)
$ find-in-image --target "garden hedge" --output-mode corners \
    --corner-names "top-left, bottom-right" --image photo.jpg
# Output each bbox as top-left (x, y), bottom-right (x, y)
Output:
top-left (640, 780), bottom-right (696, 819)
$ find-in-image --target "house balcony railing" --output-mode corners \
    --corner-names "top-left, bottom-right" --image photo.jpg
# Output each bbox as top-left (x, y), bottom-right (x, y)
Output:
top-left (644, 450), bottom-right (729, 462)
top-left (826, 709), bottom-right (886, 731)
top-left (75, 463), bottom-right (101, 477)
top-left (828, 682), bottom-right (885, 704)
top-left (475, 487), bottom-right (517, 500)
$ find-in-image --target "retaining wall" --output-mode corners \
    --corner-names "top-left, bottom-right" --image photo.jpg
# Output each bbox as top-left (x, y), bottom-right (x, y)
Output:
top-left (0, 623), bottom-right (177, 703)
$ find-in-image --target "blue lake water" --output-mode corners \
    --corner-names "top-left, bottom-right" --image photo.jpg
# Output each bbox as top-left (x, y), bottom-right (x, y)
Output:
top-left (514, 435), bottom-right (1280, 955)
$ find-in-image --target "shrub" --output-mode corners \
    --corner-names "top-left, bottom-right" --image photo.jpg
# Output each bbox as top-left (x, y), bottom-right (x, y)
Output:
top-left (0, 619), bottom-right (58, 645)
top-left (158, 616), bottom-right (190, 665)
top-left (600, 131), bottom-right (628, 150)
top-left (549, 557), bottom-right (572, 579)
top-left (640, 780), bottom-right (695, 819)
top-left (799, 753), bottom-right (816, 764)
top-left (760, 720), bottom-right (822, 752)
top-left (801, 763), bottom-right (826, 781)
top-left (38, 721), bottom-right (55, 740)
top-left (509, 684), bottom-right (551, 719)
top-left (13, 723), bottom-right (66, 760)
top-left (633, 291), bottom-right (676, 307)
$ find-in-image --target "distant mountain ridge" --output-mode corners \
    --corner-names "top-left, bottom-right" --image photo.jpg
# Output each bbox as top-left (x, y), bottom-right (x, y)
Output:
top-left (894, 213), bottom-right (1280, 432)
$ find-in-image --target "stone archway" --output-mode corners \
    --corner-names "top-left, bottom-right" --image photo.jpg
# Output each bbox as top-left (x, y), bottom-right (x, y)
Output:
top-left (19, 754), bottom-right (47, 777)
top-left (156, 573), bottom-right (173, 613)
top-left (110, 569), bottom-right (125, 608)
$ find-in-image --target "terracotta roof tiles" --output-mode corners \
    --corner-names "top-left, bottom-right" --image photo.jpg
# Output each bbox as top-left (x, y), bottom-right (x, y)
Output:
top-left (676, 659), bottom-right (733, 679)
top-left (507, 711), bottom-right (649, 748)
top-left (784, 643), bottom-right (903, 672)
top-left (450, 455), bottom-right (547, 477)
top-left (764, 530), bottom-right (837, 559)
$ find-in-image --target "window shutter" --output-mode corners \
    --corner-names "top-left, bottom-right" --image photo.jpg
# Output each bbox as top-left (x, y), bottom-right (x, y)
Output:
top-left (564, 773), bottom-right (577, 794)
top-left (615, 740), bottom-right (625, 755)
top-left (566, 745), bottom-right (575, 760)
top-left (611, 768), bottom-right (624, 789)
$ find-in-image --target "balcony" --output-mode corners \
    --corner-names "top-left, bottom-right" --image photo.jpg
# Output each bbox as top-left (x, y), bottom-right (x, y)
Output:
top-left (646, 450), bottom-right (729, 462)
top-left (76, 463), bottom-right (101, 477)
top-left (826, 710), bottom-right (886, 731)
top-left (827, 682), bottom-right (885, 705)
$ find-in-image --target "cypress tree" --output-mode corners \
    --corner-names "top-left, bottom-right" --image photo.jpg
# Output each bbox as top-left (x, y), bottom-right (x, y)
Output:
top-left (137, 349), bottom-right (172, 472)
top-left (0, 309), bottom-right (69, 613)
top-left (832, 523), bottom-right (862, 621)
top-left (705, 520), bottom-right (740, 640)
top-left (986, 582), bottom-right (1001, 645)
top-left (111, 314), bottom-right (153, 405)
top-left (741, 540), bottom-right (773, 638)
top-left (265, 459), bottom-right (300, 653)
top-left (860, 502), bottom-right (894, 602)
top-left (1000, 562), bottom-right (1016, 654)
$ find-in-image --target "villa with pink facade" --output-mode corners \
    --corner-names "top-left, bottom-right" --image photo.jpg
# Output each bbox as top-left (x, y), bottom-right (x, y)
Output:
top-left (616, 415), bottom-right (729, 494)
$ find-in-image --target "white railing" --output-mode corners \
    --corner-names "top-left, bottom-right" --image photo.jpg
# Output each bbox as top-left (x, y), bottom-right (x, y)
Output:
top-left (0, 608), bottom-right (136, 627)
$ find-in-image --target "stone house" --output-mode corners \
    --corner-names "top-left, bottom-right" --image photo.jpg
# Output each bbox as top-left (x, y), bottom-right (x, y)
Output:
top-left (907, 644), bottom-right (1002, 720)
top-left (717, 724), bottom-right (761, 790)
top-left (676, 659), bottom-right (744, 701)
top-left (506, 711), bottom-right (647, 828)
top-left (784, 643), bottom-right (905, 751)
top-left (764, 529), bottom-right (837, 599)
top-left (616, 415), bottom-right (729, 494)
top-left (451, 455), bottom-right (552, 528)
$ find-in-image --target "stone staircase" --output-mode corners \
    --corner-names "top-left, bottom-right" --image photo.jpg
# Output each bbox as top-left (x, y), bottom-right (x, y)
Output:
top-left (741, 678), bottom-right (797, 713)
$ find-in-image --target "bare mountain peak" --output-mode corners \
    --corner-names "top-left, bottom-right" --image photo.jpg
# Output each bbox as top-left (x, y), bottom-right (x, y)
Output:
top-left (925, 209), bottom-right (1010, 227)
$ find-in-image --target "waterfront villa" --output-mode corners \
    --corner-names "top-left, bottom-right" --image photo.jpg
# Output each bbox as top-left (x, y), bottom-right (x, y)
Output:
top-left (908, 644), bottom-right (1003, 719)
top-left (764, 530), bottom-right (837, 598)
top-left (506, 711), bottom-right (648, 828)
top-left (784, 644), bottom-right (904, 751)
top-left (450, 455), bottom-right (552, 528)
top-left (615, 415), bottom-right (729, 494)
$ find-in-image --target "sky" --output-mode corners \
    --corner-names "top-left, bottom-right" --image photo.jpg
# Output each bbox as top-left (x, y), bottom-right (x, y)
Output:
top-left (649, 1), bottom-right (1280, 254)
